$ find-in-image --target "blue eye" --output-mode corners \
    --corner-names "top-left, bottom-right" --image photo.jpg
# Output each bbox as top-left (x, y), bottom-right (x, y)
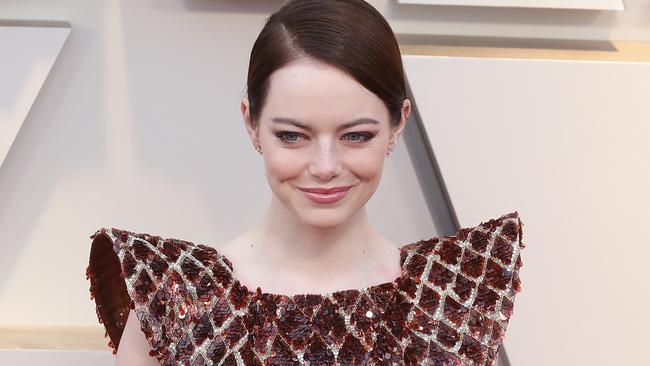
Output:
top-left (275, 132), bottom-right (303, 143)
top-left (275, 131), bottom-right (375, 144)
top-left (344, 132), bottom-right (374, 143)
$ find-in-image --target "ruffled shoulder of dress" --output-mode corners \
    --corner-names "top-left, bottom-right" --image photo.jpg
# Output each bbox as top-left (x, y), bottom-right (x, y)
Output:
top-left (424, 209), bottom-right (525, 300)
top-left (89, 227), bottom-right (168, 254)
top-left (85, 226), bottom-right (198, 362)
top-left (399, 210), bottom-right (525, 365)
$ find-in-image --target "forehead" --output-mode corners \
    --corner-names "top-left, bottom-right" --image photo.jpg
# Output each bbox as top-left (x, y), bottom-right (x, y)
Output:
top-left (261, 59), bottom-right (389, 127)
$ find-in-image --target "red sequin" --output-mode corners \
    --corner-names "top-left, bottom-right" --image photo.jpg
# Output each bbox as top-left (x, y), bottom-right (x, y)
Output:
top-left (86, 211), bottom-right (525, 365)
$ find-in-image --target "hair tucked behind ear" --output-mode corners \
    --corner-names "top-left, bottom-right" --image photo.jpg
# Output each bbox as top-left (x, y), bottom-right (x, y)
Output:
top-left (245, 0), bottom-right (406, 127)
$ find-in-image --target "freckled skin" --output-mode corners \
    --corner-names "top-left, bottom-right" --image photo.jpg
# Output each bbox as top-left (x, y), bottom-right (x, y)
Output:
top-left (241, 58), bottom-right (410, 230)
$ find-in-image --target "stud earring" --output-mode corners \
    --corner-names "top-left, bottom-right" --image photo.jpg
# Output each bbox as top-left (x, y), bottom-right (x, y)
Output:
top-left (254, 144), bottom-right (263, 155)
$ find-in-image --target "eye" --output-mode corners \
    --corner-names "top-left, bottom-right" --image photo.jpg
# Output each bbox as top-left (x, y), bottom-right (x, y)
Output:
top-left (343, 132), bottom-right (375, 143)
top-left (275, 131), bottom-right (304, 143)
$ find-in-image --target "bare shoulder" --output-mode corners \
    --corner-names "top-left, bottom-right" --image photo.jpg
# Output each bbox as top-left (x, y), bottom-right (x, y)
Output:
top-left (213, 230), bottom-right (254, 261)
top-left (115, 309), bottom-right (160, 366)
top-left (213, 230), bottom-right (279, 290)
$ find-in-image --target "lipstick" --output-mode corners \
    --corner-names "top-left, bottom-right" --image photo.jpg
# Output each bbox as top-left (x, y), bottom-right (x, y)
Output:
top-left (298, 186), bottom-right (352, 204)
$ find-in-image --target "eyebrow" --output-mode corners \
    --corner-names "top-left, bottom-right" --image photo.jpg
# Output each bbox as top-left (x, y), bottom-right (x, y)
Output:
top-left (270, 117), bottom-right (379, 132)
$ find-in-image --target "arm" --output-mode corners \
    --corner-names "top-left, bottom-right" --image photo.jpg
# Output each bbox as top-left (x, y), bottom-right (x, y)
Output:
top-left (115, 309), bottom-right (161, 366)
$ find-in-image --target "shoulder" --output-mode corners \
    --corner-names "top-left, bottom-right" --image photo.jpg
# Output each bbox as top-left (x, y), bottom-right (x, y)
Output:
top-left (210, 229), bottom-right (258, 276)
top-left (215, 228), bottom-right (255, 256)
top-left (85, 226), bottom-right (207, 361)
top-left (89, 226), bottom-right (213, 269)
top-left (406, 210), bottom-right (524, 264)
top-left (406, 211), bottom-right (525, 365)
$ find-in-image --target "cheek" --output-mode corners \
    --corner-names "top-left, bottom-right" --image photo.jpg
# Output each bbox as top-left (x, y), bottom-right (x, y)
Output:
top-left (264, 149), bottom-right (305, 182)
top-left (346, 150), bottom-right (386, 182)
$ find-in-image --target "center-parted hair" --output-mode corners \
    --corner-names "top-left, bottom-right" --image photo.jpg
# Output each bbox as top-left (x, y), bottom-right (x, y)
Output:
top-left (246, 0), bottom-right (407, 127)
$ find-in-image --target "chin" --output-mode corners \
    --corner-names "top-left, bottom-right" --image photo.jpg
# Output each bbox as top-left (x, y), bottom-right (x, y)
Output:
top-left (290, 205), bottom-right (348, 230)
top-left (295, 192), bottom-right (360, 227)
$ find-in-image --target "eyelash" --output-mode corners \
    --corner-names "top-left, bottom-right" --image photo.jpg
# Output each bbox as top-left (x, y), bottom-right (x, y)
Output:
top-left (275, 131), bottom-right (375, 144)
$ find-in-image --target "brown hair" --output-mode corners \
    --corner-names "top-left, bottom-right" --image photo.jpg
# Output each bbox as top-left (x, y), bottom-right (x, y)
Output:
top-left (245, 0), bottom-right (406, 127)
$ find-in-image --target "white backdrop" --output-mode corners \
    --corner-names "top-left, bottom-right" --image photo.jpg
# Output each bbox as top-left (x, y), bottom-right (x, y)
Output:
top-left (404, 54), bottom-right (650, 366)
top-left (0, 25), bottom-right (70, 169)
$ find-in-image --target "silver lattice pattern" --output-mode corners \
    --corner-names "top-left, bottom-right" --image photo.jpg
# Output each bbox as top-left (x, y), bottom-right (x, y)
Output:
top-left (86, 211), bottom-right (525, 365)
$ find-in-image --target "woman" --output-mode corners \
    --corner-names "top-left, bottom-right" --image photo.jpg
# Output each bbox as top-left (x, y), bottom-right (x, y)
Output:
top-left (86, 1), bottom-right (524, 365)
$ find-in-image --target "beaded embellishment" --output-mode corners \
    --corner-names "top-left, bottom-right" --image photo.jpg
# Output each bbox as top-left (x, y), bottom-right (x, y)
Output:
top-left (85, 211), bottom-right (525, 365)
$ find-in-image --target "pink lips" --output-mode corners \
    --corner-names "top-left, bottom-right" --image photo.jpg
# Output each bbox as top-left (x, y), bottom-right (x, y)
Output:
top-left (298, 186), bottom-right (352, 204)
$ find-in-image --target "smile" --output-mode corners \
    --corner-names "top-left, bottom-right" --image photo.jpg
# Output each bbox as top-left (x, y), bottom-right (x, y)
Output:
top-left (297, 186), bottom-right (352, 204)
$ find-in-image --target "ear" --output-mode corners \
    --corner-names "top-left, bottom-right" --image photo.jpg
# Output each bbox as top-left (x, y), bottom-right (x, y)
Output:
top-left (241, 96), bottom-right (260, 147)
top-left (390, 98), bottom-right (411, 144)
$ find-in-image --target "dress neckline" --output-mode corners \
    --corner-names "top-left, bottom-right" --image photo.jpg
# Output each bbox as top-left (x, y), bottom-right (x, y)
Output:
top-left (212, 242), bottom-right (412, 300)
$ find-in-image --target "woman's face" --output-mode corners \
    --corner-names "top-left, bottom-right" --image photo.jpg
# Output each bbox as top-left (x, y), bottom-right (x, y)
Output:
top-left (241, 59), bottom-right (410, 230)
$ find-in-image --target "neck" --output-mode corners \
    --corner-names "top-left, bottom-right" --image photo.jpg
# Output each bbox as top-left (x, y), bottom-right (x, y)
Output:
top-left (249, 195), bottom-right (383, 281)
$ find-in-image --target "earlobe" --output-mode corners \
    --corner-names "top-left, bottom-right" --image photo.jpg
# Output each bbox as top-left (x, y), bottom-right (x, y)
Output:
top-left (390, 99), bottom-right (410, 142)
top-left (242, 98), bottom-right (255, 129)
top-left (241, 96), bottom-right (250, 121)
top-left (403, 98), bottom-right (411, 121)
top-left (241, 97), bottom-right (260, 148)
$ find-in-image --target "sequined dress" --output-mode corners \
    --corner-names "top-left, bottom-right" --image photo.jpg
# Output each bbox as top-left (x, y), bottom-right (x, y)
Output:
top-left (85, 211), bottom-right (525, 366)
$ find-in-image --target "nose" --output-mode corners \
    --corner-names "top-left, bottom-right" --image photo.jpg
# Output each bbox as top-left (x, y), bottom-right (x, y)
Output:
top-left (308, 139), bottom-right (342, 181)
